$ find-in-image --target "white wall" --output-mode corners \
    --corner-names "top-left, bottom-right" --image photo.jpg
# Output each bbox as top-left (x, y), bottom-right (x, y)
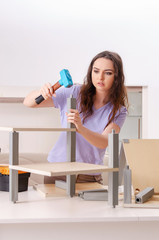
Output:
top-left (0, 102), bottom-right (61, 153)
top-left (0, 0), bottom-right (159, 138)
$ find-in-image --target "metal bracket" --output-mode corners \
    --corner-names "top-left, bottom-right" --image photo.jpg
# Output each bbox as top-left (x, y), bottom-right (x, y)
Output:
top-left (135, 187), bottom-right (154, 203)
top-left (78, 189), bottom-right (108, 201)
top-left (9, 131), bottom-right (19, 203)
top-left (55, 180), bottom-right (67, 190)
top-left (108, 129), bottom-right (119, 208)
top-left (66, 96), bottom-right (76, 197)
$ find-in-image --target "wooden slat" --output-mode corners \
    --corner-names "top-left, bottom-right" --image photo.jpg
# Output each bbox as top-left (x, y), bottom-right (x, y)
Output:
top-left (123, 195), bottom-right (159, 209)
top-left (0, 127), bottom-right (76, 132)
top-left (0, 97), bottom-right (24, 103)
top-left (123, 139), bottom-right (159, 193)
top-left (126, 86), bottom-right (142, 92)
top-left (123, 203), bottom-right (159, 209)
top-left (9, 162), bottom-right (118, 177)
top-left (33, 182), bottom-right (106, 198)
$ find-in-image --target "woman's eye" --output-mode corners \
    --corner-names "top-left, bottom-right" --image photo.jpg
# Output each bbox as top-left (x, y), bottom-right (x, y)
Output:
top-left (106, 72), bottom-right (112, 75)
top-left (93, 70), bottom-right (99, 73)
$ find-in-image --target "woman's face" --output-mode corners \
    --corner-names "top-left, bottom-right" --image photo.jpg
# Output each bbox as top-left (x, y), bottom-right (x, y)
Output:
top-left (92, 57), bottom-right (115, 93)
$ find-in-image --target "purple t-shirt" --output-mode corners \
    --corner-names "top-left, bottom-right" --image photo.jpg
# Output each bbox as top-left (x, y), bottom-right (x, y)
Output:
top-left (48, 84), bottom-right (127, 165)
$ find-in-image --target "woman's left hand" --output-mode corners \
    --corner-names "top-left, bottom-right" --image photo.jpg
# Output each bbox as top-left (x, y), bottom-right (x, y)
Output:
top-left (66, 109), bottom-right (83, 132)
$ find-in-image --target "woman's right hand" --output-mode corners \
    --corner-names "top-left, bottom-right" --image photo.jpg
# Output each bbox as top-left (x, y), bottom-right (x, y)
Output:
top-left (23, 83), bottom-right (55, 108)
top-left (39, 83), bottom-right (56, 100)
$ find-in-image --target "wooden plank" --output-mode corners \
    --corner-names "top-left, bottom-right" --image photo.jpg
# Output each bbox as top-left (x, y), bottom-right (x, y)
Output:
top-left (0, 97), bottom-right (24, 103)
top-left (123, 203), bottom-right (159, 209)
top-left (9, 162), bottom-right (119, 177)
top-left (123, 139), bottom-right (159, 193)
top-left (33, 182), bottom-right (106, 198)
top-left (123, 195), bottom-right (159, 209)
top-left (126, 86), bottom-right (142, 93)
top-left (0, 127), bottom-right (76, 132)
top-left (0, 127), bottom-right (15, 131)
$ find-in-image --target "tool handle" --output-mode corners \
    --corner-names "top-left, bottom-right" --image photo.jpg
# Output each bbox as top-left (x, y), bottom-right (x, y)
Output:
top-left (35, 81), bottom-right (61, 104)
top-left (35, 95), bottom-right (45, 104)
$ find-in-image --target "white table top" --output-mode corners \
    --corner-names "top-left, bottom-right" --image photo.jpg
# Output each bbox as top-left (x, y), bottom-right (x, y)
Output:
top-left (1, 186), bottom-right (159, 224)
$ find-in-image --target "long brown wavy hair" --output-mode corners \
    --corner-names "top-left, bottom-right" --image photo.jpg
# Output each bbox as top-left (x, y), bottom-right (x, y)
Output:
top-left (79, 51), bottom-right (128, 127)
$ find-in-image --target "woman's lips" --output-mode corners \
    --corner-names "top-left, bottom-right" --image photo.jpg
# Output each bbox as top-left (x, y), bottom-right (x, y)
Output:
top-left (97, 82), bottom-right (104, 87)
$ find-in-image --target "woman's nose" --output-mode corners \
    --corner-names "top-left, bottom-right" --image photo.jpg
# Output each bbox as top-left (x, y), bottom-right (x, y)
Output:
top-left (99, 72), bottom-right (104, 80)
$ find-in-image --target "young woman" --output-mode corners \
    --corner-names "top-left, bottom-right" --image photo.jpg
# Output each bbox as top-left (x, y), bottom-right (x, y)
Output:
top-left (23, 51), bottom-right (128, 184)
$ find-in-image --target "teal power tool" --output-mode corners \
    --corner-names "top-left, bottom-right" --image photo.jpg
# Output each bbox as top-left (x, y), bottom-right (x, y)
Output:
top-left (35, 69), bottom-right (73, 104)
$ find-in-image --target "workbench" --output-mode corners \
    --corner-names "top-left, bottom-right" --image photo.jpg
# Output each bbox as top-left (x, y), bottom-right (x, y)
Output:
top-left (0, 185), bottom-right (159, 240)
